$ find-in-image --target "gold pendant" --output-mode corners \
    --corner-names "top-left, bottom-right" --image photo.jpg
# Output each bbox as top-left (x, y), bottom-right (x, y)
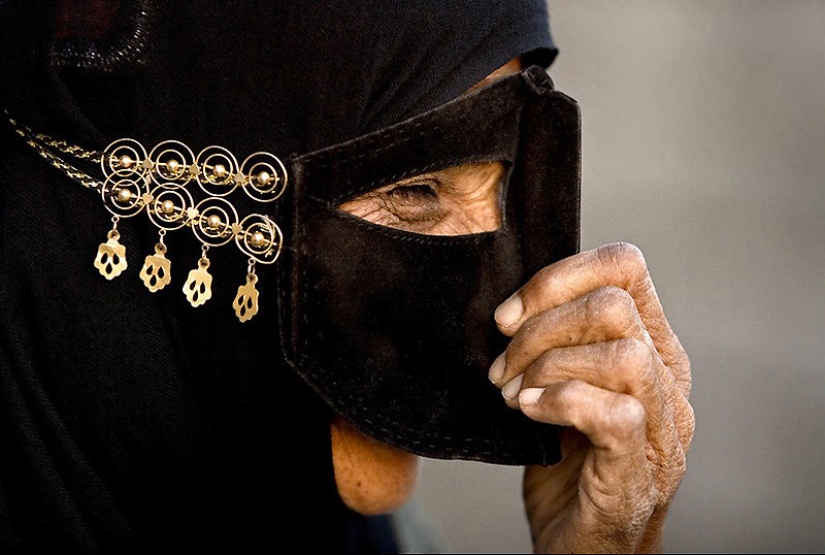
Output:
top-left (183, 255), bottom-right (212, 307)
top-left (233, 271), bottom-right (259, 323)
top-left (140, 242), bottom-right (172, 292)
top-left (94, 230), bottom-right (128, 280)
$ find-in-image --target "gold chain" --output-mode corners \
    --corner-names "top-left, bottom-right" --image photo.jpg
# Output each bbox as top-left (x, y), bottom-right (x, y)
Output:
top-left (8, 115), bottom-right (103, 190)
top-left (20, 135), bottom-right (103, 190)
top-left (24, 130), bottom-right (102, 162)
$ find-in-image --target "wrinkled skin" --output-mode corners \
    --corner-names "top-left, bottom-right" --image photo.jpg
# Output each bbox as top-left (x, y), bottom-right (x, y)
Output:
top-left (491, 242), bottom-right (694, 553)
top-left (334, 58), bottom-right (695, 553)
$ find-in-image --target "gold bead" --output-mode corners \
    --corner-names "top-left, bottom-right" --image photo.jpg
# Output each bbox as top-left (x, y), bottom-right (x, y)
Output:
top-left (207, 214), bottom-right (222, 229)
top-left (251, 231), bottom-right (266, 247)
top-left (257, 171), bottom-right (271, 186)
top-left (161, 200), bottom-right (176, 215)
top-left (167, 159), bottom-right (180, 174)
top-left (213, 164), bottom-right (227, 178)
top-left (117, 188), bottom-right (132, 202)
top-left (120, 155), bottom-right (133, 168)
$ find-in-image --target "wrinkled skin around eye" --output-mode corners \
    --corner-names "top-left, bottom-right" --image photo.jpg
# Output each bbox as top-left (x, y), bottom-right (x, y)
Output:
top-left (338, 161), bottom-right (505, 235)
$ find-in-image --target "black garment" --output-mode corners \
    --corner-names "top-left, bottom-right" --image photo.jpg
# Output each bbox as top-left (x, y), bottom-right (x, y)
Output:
top-left (0, 1), bottom-right (558, 552)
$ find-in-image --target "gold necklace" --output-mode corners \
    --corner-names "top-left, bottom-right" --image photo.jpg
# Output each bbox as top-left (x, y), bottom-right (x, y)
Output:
top-left (7, 112), bottom-right (287, 323)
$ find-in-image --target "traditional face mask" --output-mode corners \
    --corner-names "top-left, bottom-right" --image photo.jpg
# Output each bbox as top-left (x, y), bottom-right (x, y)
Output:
top-left (281, 65), bottom-right (581, 466)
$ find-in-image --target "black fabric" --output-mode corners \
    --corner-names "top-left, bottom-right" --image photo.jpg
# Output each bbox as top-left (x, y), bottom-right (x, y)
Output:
top-left (286, 68), bottom-right (580, 464)
top-left (0, 0), bottom-right (558, 156)
top-left (0, 0), bottom-right (560, 552)
top-left (0, 121), bottom-right (348, 552)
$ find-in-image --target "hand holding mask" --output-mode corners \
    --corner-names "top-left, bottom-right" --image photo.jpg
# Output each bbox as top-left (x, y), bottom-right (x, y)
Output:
top-left (494, 243), bottom-right (695, 553)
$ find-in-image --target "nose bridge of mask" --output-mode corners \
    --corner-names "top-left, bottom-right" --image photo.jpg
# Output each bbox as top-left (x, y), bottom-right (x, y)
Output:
top-left (507, 69), bottom-right (582, 280)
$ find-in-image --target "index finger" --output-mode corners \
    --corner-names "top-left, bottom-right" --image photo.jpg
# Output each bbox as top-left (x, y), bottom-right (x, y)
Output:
top-left (494, 242), bottom-right (690, 388)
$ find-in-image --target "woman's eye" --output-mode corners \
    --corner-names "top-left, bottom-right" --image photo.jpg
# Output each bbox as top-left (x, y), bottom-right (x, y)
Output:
top-left (339, 162), bottom-right (504, 235)
top-left (372, 182), bottom-right (444, 226)
top-left (385, 183), bottom-right (438, 202)
top-left (338, 181), bottom-right (444, 231)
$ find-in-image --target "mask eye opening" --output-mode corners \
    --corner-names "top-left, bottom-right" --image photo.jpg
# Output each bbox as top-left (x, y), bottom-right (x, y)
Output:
top-left (337, 160), bottom-right (510, 236)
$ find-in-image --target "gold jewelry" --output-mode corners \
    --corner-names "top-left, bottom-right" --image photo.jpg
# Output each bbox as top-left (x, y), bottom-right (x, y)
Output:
top-left (7, 113), bottom-right (286, 323)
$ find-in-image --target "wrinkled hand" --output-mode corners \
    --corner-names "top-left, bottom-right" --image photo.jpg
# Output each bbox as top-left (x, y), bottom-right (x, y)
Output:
top-left (488, 242), bottom-right (695, 553)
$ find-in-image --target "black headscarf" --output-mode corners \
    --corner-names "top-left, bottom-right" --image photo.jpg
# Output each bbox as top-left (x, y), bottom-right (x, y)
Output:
top-left (0, 1), bottom-right (557, 552)
top-left (2, 0), bottom-right (557, 154)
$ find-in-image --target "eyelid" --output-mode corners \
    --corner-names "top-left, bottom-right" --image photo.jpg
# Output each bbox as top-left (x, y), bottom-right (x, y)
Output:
top-left (361, 159), bottom-right (507, 198)
top-left (377, 173), bottom-right (442, 194)
top-left (337, 161), bottom-right (504, 235)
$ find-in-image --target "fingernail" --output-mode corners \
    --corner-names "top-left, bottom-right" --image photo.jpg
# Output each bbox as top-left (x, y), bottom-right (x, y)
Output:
top-left (494, 295), bottom-right (523, 328)
top-left (519, 388), bottom-right (544, 407)
top-left (501, 375), bottom-right (523, 400)
top-left (488, 353), bottom-right (506, 384)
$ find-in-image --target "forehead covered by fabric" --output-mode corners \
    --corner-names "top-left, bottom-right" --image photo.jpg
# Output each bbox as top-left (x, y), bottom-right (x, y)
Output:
top-left (0, 1), bottom-right (558, 157)
top-left (280, 67), bottom-right (580, 466)
top-left (294, 71), bottom-right (526, 205)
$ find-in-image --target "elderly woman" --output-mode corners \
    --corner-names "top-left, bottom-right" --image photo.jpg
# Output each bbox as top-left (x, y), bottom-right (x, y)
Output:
top-left (0, 1), bottom-right (693, 552)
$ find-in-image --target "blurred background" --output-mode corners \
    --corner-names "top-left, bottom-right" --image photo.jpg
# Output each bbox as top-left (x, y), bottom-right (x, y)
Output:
top-left (411, 1), bottom-right (825, 553)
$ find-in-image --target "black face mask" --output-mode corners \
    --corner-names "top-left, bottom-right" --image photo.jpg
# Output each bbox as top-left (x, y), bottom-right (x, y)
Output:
top-left (281, 65), bottom-right (581, 466)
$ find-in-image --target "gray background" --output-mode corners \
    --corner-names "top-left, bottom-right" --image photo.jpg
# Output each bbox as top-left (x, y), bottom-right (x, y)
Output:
top-left (412, 1), bottom-right (825, 553)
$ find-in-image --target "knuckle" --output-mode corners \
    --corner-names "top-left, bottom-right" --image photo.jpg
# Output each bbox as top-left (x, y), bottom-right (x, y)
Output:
top-left (528, 349), bottom-right (559, 384)
top-left (614, 241), bottom-right (646, 267)
top-left (605, 395), bottom-right (647, 443)
top-left (598, 241), bottom-right (644, 266)
top-left (676, 353), bottom-right (694, 398)
top-left (598, 242), bottom-right (648, 282)
top-left (555, 379), bottom-right (588, 414)
top-left (530, 263), bottom-right (557, 293)
top-left (611, 338), bottom-right (654, 386)
top-left (612, 337), bottom-right (649, 366)
top-left (586, 286), bottom-right (636, 334)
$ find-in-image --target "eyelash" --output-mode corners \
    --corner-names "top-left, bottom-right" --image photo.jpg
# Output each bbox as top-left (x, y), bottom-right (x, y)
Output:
top-left (373, 180), bottom-right (444, 226)
top-left (384, 183), bottom-right (438, 201)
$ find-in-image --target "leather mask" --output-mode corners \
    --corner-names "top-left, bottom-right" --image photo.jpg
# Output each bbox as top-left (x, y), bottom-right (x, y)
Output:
top-left (281, 65), bottom-right (581, 466)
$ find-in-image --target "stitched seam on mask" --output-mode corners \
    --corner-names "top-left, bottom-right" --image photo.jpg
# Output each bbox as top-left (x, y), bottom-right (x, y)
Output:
top-left (299, 120), bottom-right (434, 167)
top-left (514, 99), bottom-right (531, 276)
top-left (307, 106), bottom-right (510, 173)
top-left (316, 375), bottom-right (505, 457)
